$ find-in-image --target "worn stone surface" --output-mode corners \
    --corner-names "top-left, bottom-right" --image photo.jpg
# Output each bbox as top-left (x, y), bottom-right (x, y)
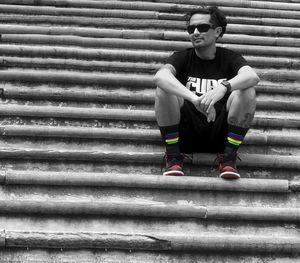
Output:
top-left (0, 0), bottom-right (299, 261)
top-left (0, 249), bottom-right (299, 263)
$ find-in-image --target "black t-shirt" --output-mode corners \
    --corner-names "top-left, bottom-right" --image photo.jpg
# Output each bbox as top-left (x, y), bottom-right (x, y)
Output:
top-left (165, 47), bottom-right (248, 106)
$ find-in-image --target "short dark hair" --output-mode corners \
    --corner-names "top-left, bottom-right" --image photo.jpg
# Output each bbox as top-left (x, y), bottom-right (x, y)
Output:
top-left (186, 6), bottom-right (227, 37)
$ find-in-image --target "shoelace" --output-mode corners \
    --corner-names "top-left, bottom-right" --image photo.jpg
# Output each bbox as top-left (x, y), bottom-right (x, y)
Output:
top-left (212, 153), bottom-right (242, 170)
top-left (160, 153), bottom-right (193, 174)
top-left (169, 153), bottom-right (184, 167)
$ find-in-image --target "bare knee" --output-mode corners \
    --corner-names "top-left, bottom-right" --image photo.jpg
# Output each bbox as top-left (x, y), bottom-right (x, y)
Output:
top-left (155, 87), bottom-right (183, 126)
top-left (227, 88), bottom-right (256, 128)
top-left (227, 87), bottom-right (256, 110)
top-left (155, 87), bottom-right (168, 103)
top-left (155, 87), bottom-right (183, 107)
top-left (242, 87), bottom-right (256, 105)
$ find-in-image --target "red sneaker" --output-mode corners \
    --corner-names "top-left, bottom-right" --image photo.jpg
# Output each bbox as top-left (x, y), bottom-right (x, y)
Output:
top-left (217, 152), bottom-right (240, 179)
top-left (163, 152), bottom-right (184, 176)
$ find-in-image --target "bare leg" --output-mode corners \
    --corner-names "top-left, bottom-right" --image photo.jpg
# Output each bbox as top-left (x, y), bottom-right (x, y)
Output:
top-left (226, 87), bottom-right (256, 128)
top-left (155, 87), bottom-right (185, 176)
top-left (155, 87), bottom-right (184, 126)
top-left (218, 87), bottom-right (256, 179)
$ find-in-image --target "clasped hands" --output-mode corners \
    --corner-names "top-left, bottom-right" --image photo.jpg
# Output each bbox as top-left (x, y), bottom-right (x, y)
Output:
top-left (191, 84), bottom-right (227, 123)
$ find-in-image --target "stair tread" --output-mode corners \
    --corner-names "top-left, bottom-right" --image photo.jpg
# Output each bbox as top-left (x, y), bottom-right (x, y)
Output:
top-left (2, 0), bottom-right (300, 15)
top-left (0, 0), bottom-right (299, 258)
top-left (0, 198), bottom-right (298, 222)
top-left (2, 229), bottom-right (300, 252)
top-left (1, 169), bottom-right (290, 192)
top-left (1, 125), bottom-right (300, 148)
top-left (0, 146), bottom-right (298, 168)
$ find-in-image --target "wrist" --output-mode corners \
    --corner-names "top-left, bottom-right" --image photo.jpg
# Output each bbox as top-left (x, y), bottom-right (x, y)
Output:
top-left (220, 80), bottom-right (231, 93)
top-left (188, 93), bottom-right (199, 104)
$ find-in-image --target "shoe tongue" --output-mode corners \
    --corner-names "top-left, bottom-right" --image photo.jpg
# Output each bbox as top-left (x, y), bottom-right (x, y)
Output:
top-left (168, 153), bottom-right (182, 165)
top-left (167, 148), bottom-right (181, 155)
top-left (224, 147), bottom-right (236, 155)
top-left (222, 152), bottom-right (236, 166)
top-left (168, 152), bottom-right (181, 159)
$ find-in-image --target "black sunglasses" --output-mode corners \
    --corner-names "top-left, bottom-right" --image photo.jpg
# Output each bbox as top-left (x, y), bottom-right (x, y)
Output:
top-left (187, 23), bottom-right (216, 34)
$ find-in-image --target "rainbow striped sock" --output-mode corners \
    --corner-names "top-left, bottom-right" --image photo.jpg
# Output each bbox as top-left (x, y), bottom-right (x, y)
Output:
top-left (159, 124), bottom-right (180, 154)
top-left (227, 132), bottom-right (243, 146)
top-left (165, 132), bottom-right (179, 145)
top-left (224, 125), bottom-right (248, 153)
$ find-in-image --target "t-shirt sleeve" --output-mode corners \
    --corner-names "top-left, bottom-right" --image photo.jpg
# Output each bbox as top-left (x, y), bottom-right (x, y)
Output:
top-left (228, 50), bottom-right (249, 75)
top-left (165, 51), bottom-right (187, 76)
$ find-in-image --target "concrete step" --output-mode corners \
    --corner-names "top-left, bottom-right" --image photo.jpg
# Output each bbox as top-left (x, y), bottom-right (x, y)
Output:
top-left (0, 213), bottom-right (299, 261)
top-left (0, 189), bottom-right (297, 218)
top-left (1, 82), bottom-right (299, 100)
top-left (0, 125), bottom-right (299, 148)
top-left (1, 170), bottom-right (292, 192)
top-left (1, 42), bottom-right (298, 64)
top-left (0, 69), bottom-right (299, 88)
top-left (0, 177), bottom-right (297, 258)
top-left (0, 103), bottom-right (298, 129)
top-left (1, 86), bottom-right (300, 114)
top-left (0, 157), bottom-right (296, 180)
top-left (0, 249), bottom-right (299, 263)
top-left (0, 0), bottom-right (299, 261)
top-left (0, 213), bottom-right (299, 239)
top-left (1, 28), bottom-right (300, 54)
top-left (1, 3), bottom-right (300, 29)
top-left (256, 81), bottom-right (300, 95)
top-left (256, 94), bottom-right (300, 111)
top-left (1, 85), bottom-right (299, 114)
top-left (0, 142), bottom-right (298, 171)
top-left (1, 55), bottom-right (300, 74)
top-left (1, 1), bottom-right (300, 19)
top-left (118, 0), bottom-right (300, 12)
top-left (1, 34), bottom-right (299, 64)
top-left (1, 18), bottom-right (300, 39)
top-left (1, 230), bottom-right (300, 253)
top-left (2, 0), bottom-right (300, 11)
top-left (0, 131), bottom-right (299, 157)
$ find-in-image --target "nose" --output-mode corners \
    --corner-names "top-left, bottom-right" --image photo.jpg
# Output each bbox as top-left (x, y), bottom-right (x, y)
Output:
top-left (193, 27), bottom-right (200, 35)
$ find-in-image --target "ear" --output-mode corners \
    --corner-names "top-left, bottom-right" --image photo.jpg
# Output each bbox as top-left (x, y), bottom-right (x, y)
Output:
top-left (215, 26), bottom-right (223, 38)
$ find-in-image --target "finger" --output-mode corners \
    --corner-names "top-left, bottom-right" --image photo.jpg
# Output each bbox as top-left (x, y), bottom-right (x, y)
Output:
top-left (199, 101), bottom-right (206, 111)
top-left (194, 104), bottom-right (206, 116)
top-left (208, 110), bottom-right (216, 123)
top-left (207, 113), bottom-right (211, 123)
top-left (203, 95), bottom-right (213, 106)
top-left (211, 110), bottom-right (216, 122)
top-left (207, 112), bottom-right (214, 123)
top-left (207, 109), bottom-right (212, 122)
top-left (206, 101), bottom-right (214, 113)
top-left (198, 94), bottom-right (205, 102)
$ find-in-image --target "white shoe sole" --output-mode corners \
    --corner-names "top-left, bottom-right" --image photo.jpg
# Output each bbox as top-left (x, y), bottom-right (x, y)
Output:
top-left (163, 171), bottom-right (184, 176)
top-left (220, 171), bottom-right (240, 179)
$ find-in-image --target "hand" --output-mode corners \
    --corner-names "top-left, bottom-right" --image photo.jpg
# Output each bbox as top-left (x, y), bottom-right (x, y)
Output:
top-left (191, 96), bottom-right (216, 123)
top-left (206, 105), bottom-right (216, 123)
top-left (191, 96), bottom-right (207, 116)
top-left (199, 84), bottom-right (227, 115)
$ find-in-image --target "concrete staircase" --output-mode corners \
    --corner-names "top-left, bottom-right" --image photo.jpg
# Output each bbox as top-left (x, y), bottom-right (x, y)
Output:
top-left (0, 0), bottom-right (299, 262)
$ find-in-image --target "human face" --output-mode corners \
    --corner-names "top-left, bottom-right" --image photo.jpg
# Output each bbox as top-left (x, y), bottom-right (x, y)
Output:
top-left (188, 13), bottom-right (220, 49)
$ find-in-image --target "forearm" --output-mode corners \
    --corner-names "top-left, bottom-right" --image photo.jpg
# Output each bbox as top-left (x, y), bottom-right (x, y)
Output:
top-left (227, 66), bottom-right (260, 91)
top-left (154, 69), bottom-right (197, 102)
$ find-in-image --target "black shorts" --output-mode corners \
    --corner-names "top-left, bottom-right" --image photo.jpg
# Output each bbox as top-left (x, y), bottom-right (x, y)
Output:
top-left (179, 101), bottom-right (228, 154)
